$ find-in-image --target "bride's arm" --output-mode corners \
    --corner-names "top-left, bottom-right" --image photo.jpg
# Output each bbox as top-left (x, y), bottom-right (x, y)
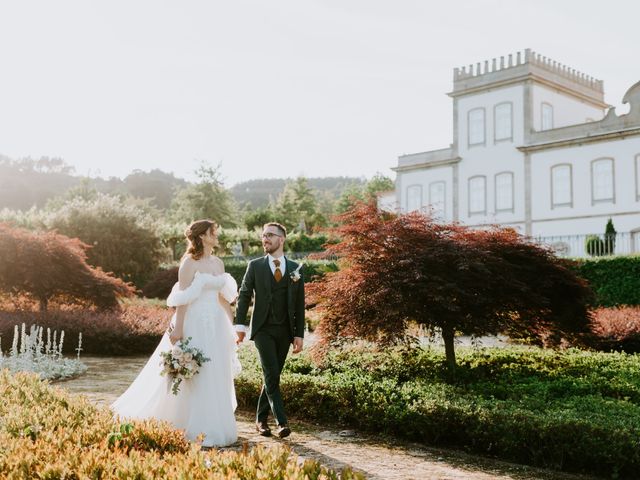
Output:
top-left (170, 259), bottom-right (196, 344)
top-left (215, 257), bottom-right (235, 324)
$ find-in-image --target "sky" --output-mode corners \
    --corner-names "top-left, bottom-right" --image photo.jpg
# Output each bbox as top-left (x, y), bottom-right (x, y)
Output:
top-left (0, 0), bottom-right (638, 187)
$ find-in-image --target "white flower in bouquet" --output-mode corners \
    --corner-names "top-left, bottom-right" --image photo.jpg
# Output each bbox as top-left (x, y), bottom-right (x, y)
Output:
top-left (160, 337), bottom-right (210, 395)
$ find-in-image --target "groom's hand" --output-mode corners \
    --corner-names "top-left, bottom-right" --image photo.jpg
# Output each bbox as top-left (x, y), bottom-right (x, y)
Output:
top-left (292, 337), bottom-right (303, 354)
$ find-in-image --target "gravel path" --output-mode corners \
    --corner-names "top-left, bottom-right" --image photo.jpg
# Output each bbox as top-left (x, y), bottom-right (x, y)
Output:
top-left (57, 356), bottom-right (599, 480)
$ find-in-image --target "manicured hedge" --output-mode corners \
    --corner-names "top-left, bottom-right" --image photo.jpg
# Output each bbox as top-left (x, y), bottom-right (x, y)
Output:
top-left (572, 256), bottom-right (640, 306)
top-left (0, 370), bottom-right (361, 479)
top-left (141, 259), bottom-right (339, 299)
top-left (235, 344), bottom-right (640, 479)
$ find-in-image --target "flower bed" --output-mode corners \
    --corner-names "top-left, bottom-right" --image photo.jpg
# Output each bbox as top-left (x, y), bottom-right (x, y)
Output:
top-left (0, 298), bottom-right (169, 356)
top-left (0, 370), bottom-right (361, 479)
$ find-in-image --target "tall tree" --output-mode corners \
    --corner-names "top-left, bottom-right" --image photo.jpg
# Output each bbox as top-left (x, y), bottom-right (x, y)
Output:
top-left (170, 162), bottom-right (237, 227)
top-left (308, 203), bottom-right (594, 369)
top-left (272, 177), bottom-right (326, 232)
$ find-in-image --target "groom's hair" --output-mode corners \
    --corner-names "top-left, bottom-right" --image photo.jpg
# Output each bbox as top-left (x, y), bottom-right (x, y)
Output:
top-left (264, 222), bottom-right (287, 238)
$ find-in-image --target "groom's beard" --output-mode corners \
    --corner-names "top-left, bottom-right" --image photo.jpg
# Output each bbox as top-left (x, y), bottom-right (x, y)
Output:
top-left (263, 244), bottom-right (276, 254)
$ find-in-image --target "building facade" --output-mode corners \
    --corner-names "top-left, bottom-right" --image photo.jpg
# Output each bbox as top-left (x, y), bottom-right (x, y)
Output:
top-left (391, 49), bottom-right (640, 256)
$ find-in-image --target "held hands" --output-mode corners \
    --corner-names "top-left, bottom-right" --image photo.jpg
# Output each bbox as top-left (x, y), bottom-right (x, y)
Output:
top-left (236, 331), bottom-right (246, 345)
top-left (292, 337), bottom-right (303, 354)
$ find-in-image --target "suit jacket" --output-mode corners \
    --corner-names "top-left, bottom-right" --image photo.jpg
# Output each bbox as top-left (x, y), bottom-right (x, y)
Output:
top-left (234, 256), bottom-right (305, 340)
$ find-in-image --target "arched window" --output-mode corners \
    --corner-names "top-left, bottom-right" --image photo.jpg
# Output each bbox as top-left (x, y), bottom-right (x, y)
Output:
top-left (551, 164), bottom-right (572, 208)
top-left (406, 185), bottom-right (422, 212)
top-left (494, 103), bottom-right (513, 142)
top-left (429, 181), bottom-right (446, 219)
top-left (468, 176), bottom-right (486, 215)
top-left (541, 103), bottom-right (554, 130)
top-left (495, 172), bottom-right (514, 212)
top-left (591, 158), bottom-right (615, 204)
top-left (468, 108), bottom-right (485, 146)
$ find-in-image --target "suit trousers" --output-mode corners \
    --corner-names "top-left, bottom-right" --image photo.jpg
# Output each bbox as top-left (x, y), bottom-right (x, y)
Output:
top-left (254, 323), bottom-right (291, 425)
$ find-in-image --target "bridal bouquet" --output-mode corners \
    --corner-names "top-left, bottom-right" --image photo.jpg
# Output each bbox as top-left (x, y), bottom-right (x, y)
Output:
top-left (160, 337), bottom-right (210, 395)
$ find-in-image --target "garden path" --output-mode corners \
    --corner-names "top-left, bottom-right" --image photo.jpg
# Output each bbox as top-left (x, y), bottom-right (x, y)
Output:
top-left (58, 356), bottom-right (598, 480)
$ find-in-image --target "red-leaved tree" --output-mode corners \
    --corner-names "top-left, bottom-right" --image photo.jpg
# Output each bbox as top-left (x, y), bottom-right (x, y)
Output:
top-left (307, 203), bottom-right (594, 369)
top-left (0, 224), bottom-right (134, 311)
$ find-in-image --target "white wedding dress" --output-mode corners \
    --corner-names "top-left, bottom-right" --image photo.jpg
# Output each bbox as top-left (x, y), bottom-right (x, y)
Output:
top-left (111, 271), bottom-right (241, 447)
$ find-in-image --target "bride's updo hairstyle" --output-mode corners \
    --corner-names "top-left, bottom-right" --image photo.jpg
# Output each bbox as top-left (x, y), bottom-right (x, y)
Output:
top-left (184, 219), bottom-right (216, 260)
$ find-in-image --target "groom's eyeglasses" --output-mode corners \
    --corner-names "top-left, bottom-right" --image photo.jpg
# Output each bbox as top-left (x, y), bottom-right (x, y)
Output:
top-left (261, 232), bottom-right (283, 239)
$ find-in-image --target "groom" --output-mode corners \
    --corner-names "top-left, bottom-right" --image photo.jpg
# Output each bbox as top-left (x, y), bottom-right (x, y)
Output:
top-left (234, 222), bottom-right (305, 438)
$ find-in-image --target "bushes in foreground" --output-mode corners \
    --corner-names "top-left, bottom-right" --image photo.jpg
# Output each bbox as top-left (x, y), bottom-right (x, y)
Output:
top-left (0, 370), bottom-right (360, 479)
top-left (235, 344), bottom-right (640, 479)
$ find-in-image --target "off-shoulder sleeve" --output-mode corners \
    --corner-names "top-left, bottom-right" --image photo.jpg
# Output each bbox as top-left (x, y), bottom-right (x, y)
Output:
top-left (220, 273), bottom-right (238, 303)
top-left (166, 273), bottom-right (207, 307)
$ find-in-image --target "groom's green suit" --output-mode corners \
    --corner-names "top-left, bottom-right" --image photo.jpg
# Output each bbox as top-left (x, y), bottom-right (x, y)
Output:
top-left (235, 255), bottom-right (305, 426)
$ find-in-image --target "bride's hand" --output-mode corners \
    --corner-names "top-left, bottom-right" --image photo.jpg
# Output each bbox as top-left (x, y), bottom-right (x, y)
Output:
top-left (169, 326), bottom-right (183, 345)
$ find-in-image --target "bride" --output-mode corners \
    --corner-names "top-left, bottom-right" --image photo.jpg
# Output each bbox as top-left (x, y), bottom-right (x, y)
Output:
top-left (111, 219), bottom-right (241, 447)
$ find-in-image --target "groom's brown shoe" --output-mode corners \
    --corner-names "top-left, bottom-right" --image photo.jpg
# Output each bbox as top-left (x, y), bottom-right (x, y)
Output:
top-left (276, 424), bottom-right (291, 438)
top-left (256, 420), bottom-right (271, 437)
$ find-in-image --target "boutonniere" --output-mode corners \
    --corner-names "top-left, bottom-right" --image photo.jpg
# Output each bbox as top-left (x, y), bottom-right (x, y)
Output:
top-left (290, 263), bottom-right (303, 282)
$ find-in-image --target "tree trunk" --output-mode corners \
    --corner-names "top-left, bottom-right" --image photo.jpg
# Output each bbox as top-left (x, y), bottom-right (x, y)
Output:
top-left (39, 296), bottom-right (48, 312)
top-left (441, 325), bottom-right (456, 371)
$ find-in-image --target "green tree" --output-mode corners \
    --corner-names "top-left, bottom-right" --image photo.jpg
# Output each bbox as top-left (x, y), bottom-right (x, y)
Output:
top-left (272, 177), bottom-right (327, 232)
top-left (170, 162), bottom-right (237, 227)
top-left (43, 193), bottom-right (166, 287)
top-left (335, 174), bottom-right (394, 216)
top-left (604, 218), bottom-right (617, 255)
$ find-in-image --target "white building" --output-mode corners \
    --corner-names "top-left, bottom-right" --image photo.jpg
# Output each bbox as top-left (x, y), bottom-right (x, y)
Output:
top-left (391, 49), bottom-right (640, 256)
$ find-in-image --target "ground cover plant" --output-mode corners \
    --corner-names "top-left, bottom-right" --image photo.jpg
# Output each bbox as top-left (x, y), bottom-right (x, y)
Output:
top-left (235, 343), bottom-right (640, 479)
top-left (0, 370), bottom-right (362, 479)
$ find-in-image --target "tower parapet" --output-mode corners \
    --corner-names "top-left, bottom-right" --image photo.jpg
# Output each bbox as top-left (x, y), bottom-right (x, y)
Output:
top-left (451, 49), bottom-right (606, 107)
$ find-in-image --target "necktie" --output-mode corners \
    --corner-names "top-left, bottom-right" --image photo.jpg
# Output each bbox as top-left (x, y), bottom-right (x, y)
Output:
top-left (273, 259), bottom-right (283, 282)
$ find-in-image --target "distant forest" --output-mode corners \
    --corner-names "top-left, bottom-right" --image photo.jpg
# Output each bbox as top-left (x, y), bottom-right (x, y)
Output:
top-left (0, 155), bottom-right (366, 211)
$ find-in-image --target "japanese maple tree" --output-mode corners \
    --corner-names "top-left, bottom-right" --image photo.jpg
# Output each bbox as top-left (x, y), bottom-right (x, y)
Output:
top-left (0, 224), bottom-right (134, 311)
top-left (308, 203), bottom-right (593, 369)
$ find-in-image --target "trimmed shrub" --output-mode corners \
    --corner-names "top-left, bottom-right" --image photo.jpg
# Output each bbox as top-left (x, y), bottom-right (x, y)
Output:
top-left (141, 259), bottom-right (339, 299)
top-left (236, 345), bottom-right (640, 478)
top-left (573, 256), bottom-right (640, 306)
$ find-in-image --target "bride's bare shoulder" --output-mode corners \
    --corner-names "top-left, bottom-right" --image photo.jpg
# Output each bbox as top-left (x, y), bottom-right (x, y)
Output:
top-left (178, 257), bottom-right (197, 286)
top-left (211, 255), bottom-right (225, 272)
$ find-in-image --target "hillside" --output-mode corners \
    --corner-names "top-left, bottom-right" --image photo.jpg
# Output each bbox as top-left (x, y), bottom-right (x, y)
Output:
top-left (230, 176), bottom-right (365, 208)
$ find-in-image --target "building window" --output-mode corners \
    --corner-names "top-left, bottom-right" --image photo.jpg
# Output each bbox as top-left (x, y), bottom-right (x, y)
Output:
top-left (429, 181), bottom-right (446, 219)
top-left (591, 158), bottom-right (615, 204)
top-left (551, 164), bottom-right (572, 208)
top-left (406, 185), bottom-right (422, 212)
top-left (495, 172), bottom-right (514, 212)
top-left (541, 102), bottom-right (553, 130)
top-left (468, 176), bottom-right (486, 215)
top-left (468, 108), bottom-right (485, 146)
top-left (635, 154), bottom-right (640, 201)
top-left (494, 103), bottom-right (513, 142)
